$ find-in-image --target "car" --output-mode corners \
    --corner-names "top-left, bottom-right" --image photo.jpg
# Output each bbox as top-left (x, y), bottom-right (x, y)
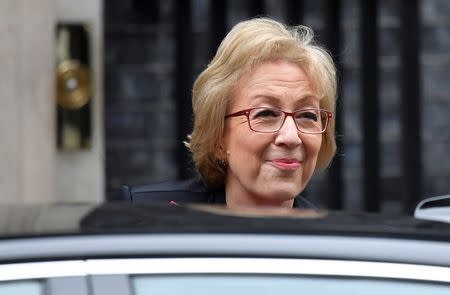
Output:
top-left (0, 198), bottom-right (450, 295)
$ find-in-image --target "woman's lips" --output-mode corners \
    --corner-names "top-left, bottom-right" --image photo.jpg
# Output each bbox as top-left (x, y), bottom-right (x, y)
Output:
top-left (269, 159), bottom-right (301, 170)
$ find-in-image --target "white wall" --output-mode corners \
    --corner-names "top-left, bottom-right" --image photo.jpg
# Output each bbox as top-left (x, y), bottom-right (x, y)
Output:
top-left (0, 0), bottom-right (104, 203)
top-left (0, 0), bottom-right (56, 203)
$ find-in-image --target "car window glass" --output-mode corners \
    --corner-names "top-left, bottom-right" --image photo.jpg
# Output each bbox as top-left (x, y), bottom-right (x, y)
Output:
top-left (0, 280), bottom-right (42, 295)
top-left (133, 275), bottom-right (450, 295)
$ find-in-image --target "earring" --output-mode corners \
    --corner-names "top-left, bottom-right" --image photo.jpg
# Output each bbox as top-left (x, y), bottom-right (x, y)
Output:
top-left (218, 159), bottom-right (227, 168)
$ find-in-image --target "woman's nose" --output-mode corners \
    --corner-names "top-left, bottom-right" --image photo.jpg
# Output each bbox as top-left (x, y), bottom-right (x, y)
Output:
top-left (274, 116), bottom-right (302, 147)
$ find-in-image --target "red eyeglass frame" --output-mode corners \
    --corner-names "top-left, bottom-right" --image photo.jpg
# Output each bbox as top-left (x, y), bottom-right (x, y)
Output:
top-left (225, 107), bottom-right (333, 134)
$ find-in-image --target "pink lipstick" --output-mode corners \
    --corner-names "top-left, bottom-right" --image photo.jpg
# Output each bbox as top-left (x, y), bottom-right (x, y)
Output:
top-left (270, 159), bottom-right (301, 170)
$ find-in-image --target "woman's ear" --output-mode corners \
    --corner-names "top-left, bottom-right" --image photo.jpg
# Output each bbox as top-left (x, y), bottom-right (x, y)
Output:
top-left (216, 125), bottom-right (230, 160)
top-left (214, 143), bottom-right (226, 160)
top-left (213, 143), bottom-right (228, 169)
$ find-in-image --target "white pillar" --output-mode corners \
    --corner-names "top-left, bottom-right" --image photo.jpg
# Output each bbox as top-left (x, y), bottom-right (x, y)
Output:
top-left (55, 0), bottom-right (104, 203)
top-left (0, 0), bottom-right (56, 203)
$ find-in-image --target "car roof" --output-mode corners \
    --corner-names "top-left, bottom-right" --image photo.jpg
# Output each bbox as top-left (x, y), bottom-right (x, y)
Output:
top-left (2, 202), bottom-right (450, 267)
top-left (1, 202), bottom-right (450, 241)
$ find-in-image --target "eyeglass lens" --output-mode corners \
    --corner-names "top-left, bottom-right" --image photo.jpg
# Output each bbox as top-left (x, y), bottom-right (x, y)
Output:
top-left (248, 108), bottom-right (326, 133)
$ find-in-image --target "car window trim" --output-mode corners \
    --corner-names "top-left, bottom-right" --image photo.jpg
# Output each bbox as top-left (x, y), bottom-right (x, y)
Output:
top-left (1, 258), bottom-right (450, 284)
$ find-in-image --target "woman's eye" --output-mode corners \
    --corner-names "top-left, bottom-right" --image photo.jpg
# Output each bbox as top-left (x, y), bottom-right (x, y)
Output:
top-left (253, 109), bottom-right (279, 118)
top-left (297, 111), bottom-right (318, 121)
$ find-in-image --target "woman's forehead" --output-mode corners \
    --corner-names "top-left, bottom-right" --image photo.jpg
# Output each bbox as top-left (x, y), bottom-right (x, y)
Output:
top-left (229, 61), bottom-right (320, 107)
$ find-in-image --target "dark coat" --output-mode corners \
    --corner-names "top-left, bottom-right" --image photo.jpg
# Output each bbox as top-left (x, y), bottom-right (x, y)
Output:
top-left (117, 178), bottom-right (316, 209)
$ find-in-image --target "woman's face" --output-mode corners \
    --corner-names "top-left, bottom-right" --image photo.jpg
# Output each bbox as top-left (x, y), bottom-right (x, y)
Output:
top-left (221, 60), bottom-right (322, 207)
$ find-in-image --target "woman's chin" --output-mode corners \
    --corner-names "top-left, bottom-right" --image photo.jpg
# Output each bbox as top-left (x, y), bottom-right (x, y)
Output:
top-left (257, 183), bottom-right (304, 201)
top-left (258, 174), bottom-right (305, 197)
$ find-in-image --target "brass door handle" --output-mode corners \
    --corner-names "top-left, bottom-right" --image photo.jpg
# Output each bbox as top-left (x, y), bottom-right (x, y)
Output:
top-left (56, 59), bottom-right (91, 110)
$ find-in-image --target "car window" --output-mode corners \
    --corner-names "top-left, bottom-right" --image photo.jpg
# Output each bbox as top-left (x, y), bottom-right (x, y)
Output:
top-left (0, 280), bottom-right (42, 295)
top-left (133, 275), bottom-right (450, 295)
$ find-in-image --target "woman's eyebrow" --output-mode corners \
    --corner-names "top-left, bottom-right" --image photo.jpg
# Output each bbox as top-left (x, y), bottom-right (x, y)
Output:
top-left (295, 95), bottom-right (320, 105)
top-left (248, 93), bottom-right (320, 109)
top-left (251, 94), bottom-right (281, 102)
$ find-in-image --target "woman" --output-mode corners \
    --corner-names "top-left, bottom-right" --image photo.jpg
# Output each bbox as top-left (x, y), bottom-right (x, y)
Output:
top-left (120, 18), bottom-right (336, 209)
top-left (184, 18), bottom-right (337, 208)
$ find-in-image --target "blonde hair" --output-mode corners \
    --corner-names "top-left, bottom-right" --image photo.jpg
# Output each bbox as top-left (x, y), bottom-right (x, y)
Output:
top-left (185, 18), bottom-right (337, 188)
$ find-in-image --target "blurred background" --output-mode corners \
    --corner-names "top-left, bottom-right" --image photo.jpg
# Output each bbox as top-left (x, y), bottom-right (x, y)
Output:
top-left (1, 0), bottom-right (449, 215)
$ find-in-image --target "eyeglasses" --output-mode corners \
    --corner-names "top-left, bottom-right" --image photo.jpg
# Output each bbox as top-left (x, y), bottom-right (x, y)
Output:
top-left (225, 107), bottom-right (332, 134)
